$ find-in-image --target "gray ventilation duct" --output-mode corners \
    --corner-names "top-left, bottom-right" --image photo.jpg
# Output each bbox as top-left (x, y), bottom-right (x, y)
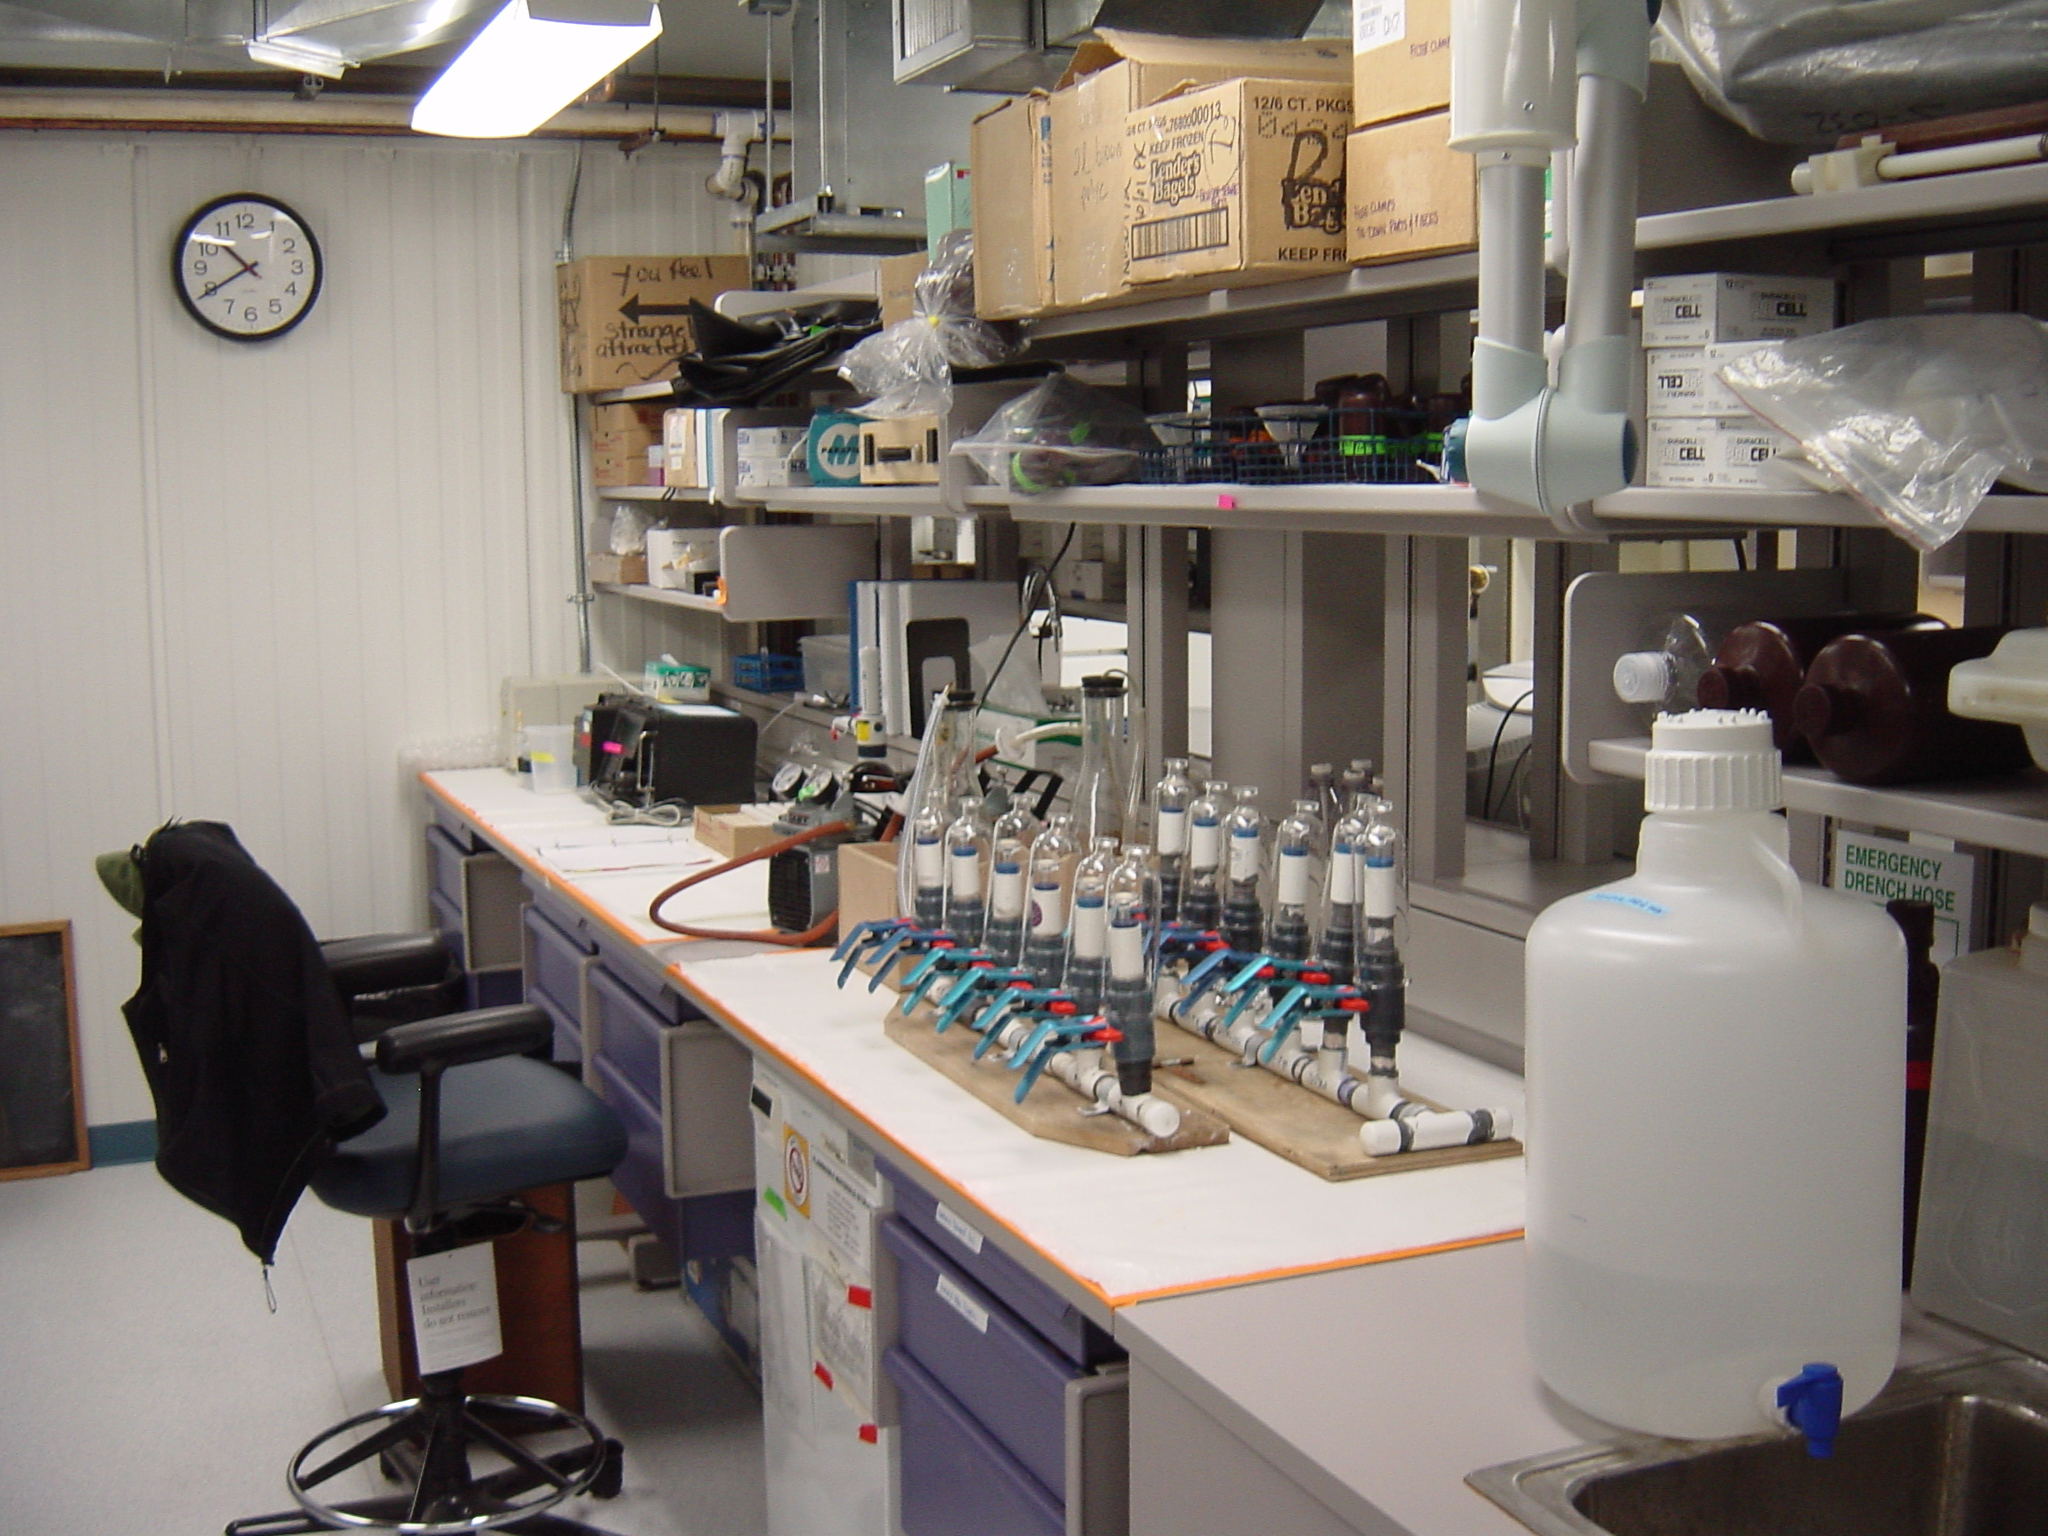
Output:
top-left (0, 0), bottom-right (498, 75)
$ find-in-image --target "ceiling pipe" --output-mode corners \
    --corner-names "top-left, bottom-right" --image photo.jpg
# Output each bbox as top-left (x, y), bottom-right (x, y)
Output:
top-left (0, 87), bottom-right (798, 138)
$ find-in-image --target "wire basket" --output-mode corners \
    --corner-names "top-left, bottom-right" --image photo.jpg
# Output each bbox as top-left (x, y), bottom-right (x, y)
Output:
top-left (1140, 411), bottom-right (1443, 487)
top-left (732, 651), bottom-right (805, 693)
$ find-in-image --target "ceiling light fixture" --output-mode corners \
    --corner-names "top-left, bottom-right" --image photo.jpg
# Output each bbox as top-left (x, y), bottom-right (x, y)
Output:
top-left (411, 0), bottom-right (663, 139)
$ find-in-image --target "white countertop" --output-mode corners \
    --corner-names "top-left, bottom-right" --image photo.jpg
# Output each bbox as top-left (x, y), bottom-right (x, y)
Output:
top-left (1121, 1240), bottom-right (1987, 1536)
top-left (423, 767), bottom-right (1530, 1319)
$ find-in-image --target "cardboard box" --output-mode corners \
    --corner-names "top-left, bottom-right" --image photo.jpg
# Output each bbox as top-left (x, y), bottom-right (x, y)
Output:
top-left (1646, 416), bottom-right (1801, 489)
top-left (859, 416), bottom-right (942, 485)
top-left (587, 551), bottom-right (649, 585)
top-left (1640, 273), bottom-right (1837, 347)
top-left (1345, 111), bottom-right (1476, 266)
top-left (877, 252), bottom-right (926, 328)
top-left (971, 94), bottom-right (1055, 319)
top-left (1124, 78), bottom-right (1353, 290)
top-left (694, 805), bottom-right (787, 860)
top-left (1051, 30), bottom-right (1350, 310)
top-left (1644, 343), bottom-right (1768, 418)
top-left (1352, 0), bottom-right (1452, 128)
top-left (835, 839), bottom-right (902, 934)
top-left (556, 254), bottom-right (751, 394)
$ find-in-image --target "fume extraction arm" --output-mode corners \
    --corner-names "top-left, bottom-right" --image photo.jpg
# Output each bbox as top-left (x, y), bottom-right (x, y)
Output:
top-left (1448, 0), bottom-right (1655, 531)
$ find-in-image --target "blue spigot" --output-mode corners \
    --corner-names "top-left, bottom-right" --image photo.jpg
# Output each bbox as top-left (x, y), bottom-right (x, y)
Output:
top-left (1775, 1363), bottom-right (1844, 1459)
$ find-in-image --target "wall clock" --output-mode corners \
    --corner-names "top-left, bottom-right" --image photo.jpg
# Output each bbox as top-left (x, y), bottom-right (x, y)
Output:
top-left (172, 194), bottom-right (324, 342)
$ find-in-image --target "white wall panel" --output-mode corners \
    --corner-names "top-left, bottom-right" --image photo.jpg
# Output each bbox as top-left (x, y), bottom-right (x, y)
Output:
top-left (0, 129), bottom-right (728, 1127)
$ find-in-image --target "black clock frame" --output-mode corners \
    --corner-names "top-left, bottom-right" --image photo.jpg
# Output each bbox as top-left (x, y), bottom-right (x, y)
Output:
top-left (171, 192), bottom-right (324, 342)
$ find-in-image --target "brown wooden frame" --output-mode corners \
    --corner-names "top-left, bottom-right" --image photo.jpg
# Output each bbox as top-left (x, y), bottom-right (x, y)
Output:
top-left (0, 920), bottom-right (90, 1180)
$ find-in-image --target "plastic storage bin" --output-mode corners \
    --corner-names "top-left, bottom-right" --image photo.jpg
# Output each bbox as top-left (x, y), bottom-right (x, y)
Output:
top-left (1912, 903), bottom-right (2048, 1358)
top-left (800, 633), bottom-right (852, 703)
top-left (732, 651), bottom-right (805, 693)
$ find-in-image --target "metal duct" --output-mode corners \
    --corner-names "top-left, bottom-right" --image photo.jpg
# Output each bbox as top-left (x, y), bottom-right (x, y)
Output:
top-left (0, 0), bottom-right (497, 74)
top-left (1047, 0), bottom-right (1326, 42)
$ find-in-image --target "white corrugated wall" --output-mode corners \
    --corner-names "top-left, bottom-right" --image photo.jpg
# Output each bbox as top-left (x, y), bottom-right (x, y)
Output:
top-left (0, 129), bottom-right (731, 1130)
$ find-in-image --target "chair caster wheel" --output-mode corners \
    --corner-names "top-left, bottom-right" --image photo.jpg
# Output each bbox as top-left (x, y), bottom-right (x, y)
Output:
top-left (590, 1438), bottom-right (626, 1500)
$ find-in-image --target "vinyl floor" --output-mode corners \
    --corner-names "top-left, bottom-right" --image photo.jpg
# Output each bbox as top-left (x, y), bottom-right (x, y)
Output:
top-left (0, 1161), bottom-right (767, 1536)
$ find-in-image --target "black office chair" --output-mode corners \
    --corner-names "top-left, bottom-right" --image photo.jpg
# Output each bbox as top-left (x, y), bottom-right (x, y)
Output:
top-left (110, 821), bottom-right (631, 1536)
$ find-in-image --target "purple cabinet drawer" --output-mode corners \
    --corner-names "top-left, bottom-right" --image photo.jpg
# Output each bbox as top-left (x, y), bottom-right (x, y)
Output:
top-left (524, 903), bottom-right (590, 1025)
top-left (883, 1217), bottom-right (1077, 1498)
top-left (589, 964), bottom-right (667, 1104)
top-left (428, 890), bottom-right (463, 951)
top-left (880, 1160), bottom-right (1117, 1368)
top-left (887, 1346), bottom-right (1063, 1536)
top-left (425, 824), bottom-right (469, 908)
top-left (531, 986), bottom-right (581, 1067)
top-left (591, 1052), bottom-right (670, 1234)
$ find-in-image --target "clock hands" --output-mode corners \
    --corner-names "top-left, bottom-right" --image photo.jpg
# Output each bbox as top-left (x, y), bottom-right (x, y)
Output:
top-left (198, 244), bottom-right (262, 301)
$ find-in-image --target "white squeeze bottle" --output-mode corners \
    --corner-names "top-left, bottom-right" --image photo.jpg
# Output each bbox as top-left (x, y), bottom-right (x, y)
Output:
top-left (1524, 710), bottom-right (1903, 1450)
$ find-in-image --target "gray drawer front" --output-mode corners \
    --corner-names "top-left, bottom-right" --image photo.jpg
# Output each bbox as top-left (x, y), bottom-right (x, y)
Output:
top-left (884, 1216), bottom-right (1078, 1499)
top-left (887, 1346), bottom-right (1064, 1536)
top-left (880, 1160), bottom-right (1112, 1367)
top-left (589, 963), bottom-right (666, 1102)
top-left (524, 904), bottom-right (590, 1024)
top-left (425, 824), bottom-right (469, 908)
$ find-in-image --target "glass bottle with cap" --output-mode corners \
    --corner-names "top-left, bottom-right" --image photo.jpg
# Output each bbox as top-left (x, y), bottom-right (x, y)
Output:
top-left (1071, 674), bottom-right (1131, 845)
top-left (1695, 614), bottom-right (1941, 757)
top-left (1023, 814), bottom-right (1081, 977)
top-left (1222, 785), bottom-right (1266, 954)
top-left (897, 685), bottom-right (978, 923)
top-left (1152, 757), bottom-right (1196, 922)
top-left (1793, 625), bottom-right (2027, 786)
top-left (1181, 779), bottom-right (1230, 931)
top-left (983, 822), bottom-right (1031, 966)
top-left (1104, 844), bottom-right (1158, 1099)
top-left (1065, 835), bottom-right (1120, 1013)
top-left (1316, 794), bottom-right (1373, 984)
top-left (1524, 708), bottom-right (1903, 1445)
top-left (1268, 800), bottom-right (1322, 962)
top-left (942, 795), bottom-right (989, 943)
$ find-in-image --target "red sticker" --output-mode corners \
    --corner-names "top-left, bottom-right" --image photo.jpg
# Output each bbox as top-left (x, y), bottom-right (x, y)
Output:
top-left (814, 1362), bottom-right (834, 1390)
top-left (858, 1423), bottom-right (879, 1444)
top-left (847, 1285), bottom-right (873, 1309)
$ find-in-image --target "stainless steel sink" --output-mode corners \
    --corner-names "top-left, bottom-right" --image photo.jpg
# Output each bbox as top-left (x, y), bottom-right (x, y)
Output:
top-left (1469, 1351), bottom-right (2048, 1535)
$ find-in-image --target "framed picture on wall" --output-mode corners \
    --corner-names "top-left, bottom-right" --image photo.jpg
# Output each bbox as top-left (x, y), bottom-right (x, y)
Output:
top-left (0, 921), bottom-right (89, 1179)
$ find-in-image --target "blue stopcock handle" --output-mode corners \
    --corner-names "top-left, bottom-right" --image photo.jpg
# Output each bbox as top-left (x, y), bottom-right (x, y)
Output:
top-left (831, 918), bottom-right (896, 965)
top-left (1776, 1364), bottom-right (1844, 1459)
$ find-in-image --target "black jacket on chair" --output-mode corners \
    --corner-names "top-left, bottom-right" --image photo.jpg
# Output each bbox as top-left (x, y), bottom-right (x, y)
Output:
top-left (123, 821), bottom-right (387, 1264)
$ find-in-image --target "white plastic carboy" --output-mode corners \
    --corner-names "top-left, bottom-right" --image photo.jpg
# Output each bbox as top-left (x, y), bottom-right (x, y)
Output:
top-left (1524, 710), bottom-right (1902, 1452)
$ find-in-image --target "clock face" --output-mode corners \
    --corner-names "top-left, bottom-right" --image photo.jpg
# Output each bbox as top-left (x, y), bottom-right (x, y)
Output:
top-left (173, 195), bottom-right (323, 342)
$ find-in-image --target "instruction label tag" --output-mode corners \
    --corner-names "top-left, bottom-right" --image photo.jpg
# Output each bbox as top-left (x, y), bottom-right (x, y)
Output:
top-left (933, 1202), bottom-right (984, 1255)
top-left (934, 1272), bottom-right (990, 1334)
top-left (1829, 830), bottom-right (1973, 963)
top-left (1354, 0), bottom-right (1406, 52)
top-left (407, 1243), bottom-right (503, 1376)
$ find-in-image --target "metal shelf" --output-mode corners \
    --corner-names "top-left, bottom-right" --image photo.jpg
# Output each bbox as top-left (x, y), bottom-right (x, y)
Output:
top-left (974, 482), bottom-right (2048, 538)
top-left (589, 380), bottom-right (676, 405)
top-left (1021, 160), bottom-right (2048, 345)
top-left (594, 581), bottom-right (724, 614)
top-left (595, 484), bottom-right (711, 502)
top-left (1588, 737), bottom-right (2048, 860)
top-left (731, 484), bottom-right (950, 515)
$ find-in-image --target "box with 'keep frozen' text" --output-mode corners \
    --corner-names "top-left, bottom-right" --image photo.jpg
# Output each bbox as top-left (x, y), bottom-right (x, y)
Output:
top-left (1123, 78), bottom-right (1353, 290)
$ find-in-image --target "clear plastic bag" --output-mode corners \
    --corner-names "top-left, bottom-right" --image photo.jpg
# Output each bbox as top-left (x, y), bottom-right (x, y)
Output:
top-left (950, 372), bottom-right (1162, 493)
top-left (838, 230), bottom-right (1019, 419)
top-left (608, 502), bottom-right (655, 555)
top-left (1656, 0), bottom-right (2048, 145)
top-left (1718, 314), bottom-right (2048, 551)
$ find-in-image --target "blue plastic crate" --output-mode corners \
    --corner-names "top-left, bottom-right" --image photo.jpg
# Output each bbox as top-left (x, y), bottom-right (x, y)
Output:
top-left (732, 651), bottom-right (804, 693)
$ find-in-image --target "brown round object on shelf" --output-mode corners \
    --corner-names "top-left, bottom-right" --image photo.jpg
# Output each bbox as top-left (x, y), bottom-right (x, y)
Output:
top-left (1793, 626), bottom-right (2032, 785)
top-left (1696, 612), bottom-right (1943, 759)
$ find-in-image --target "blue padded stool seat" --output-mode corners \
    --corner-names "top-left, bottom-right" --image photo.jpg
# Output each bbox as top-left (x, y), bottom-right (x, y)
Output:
top-left (312, 1056), bottom-right (628, 1219)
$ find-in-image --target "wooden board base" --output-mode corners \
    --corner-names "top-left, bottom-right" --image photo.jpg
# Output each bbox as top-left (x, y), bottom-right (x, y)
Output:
top-left (1151, 1023), bottom-right (1521, 1182)
top-left (885, 1006), bottom-right (1229, 1157)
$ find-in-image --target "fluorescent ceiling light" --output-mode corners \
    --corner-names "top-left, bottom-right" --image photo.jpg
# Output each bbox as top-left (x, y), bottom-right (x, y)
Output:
top-left (411, 0), bottom-right (662, 139)
top-left (245, 36), bottom-right (358, 79)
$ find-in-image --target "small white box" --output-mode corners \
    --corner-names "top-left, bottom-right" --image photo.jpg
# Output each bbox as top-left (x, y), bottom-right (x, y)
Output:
top-left (1647, 416), bottom-right (1800, 490)
top-left (1641, 273), bottom-right (1836, 347)
top-left (736, 426), bottom-right (808, 459)
top-left (1645, 343), bottom-right (1766, 418)
top-left (733, 455), bottom-right (811, 489)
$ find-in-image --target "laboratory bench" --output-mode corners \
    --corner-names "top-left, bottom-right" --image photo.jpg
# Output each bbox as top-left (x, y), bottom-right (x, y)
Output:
top-left (419, 766), bottom-right (1539, 1535)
